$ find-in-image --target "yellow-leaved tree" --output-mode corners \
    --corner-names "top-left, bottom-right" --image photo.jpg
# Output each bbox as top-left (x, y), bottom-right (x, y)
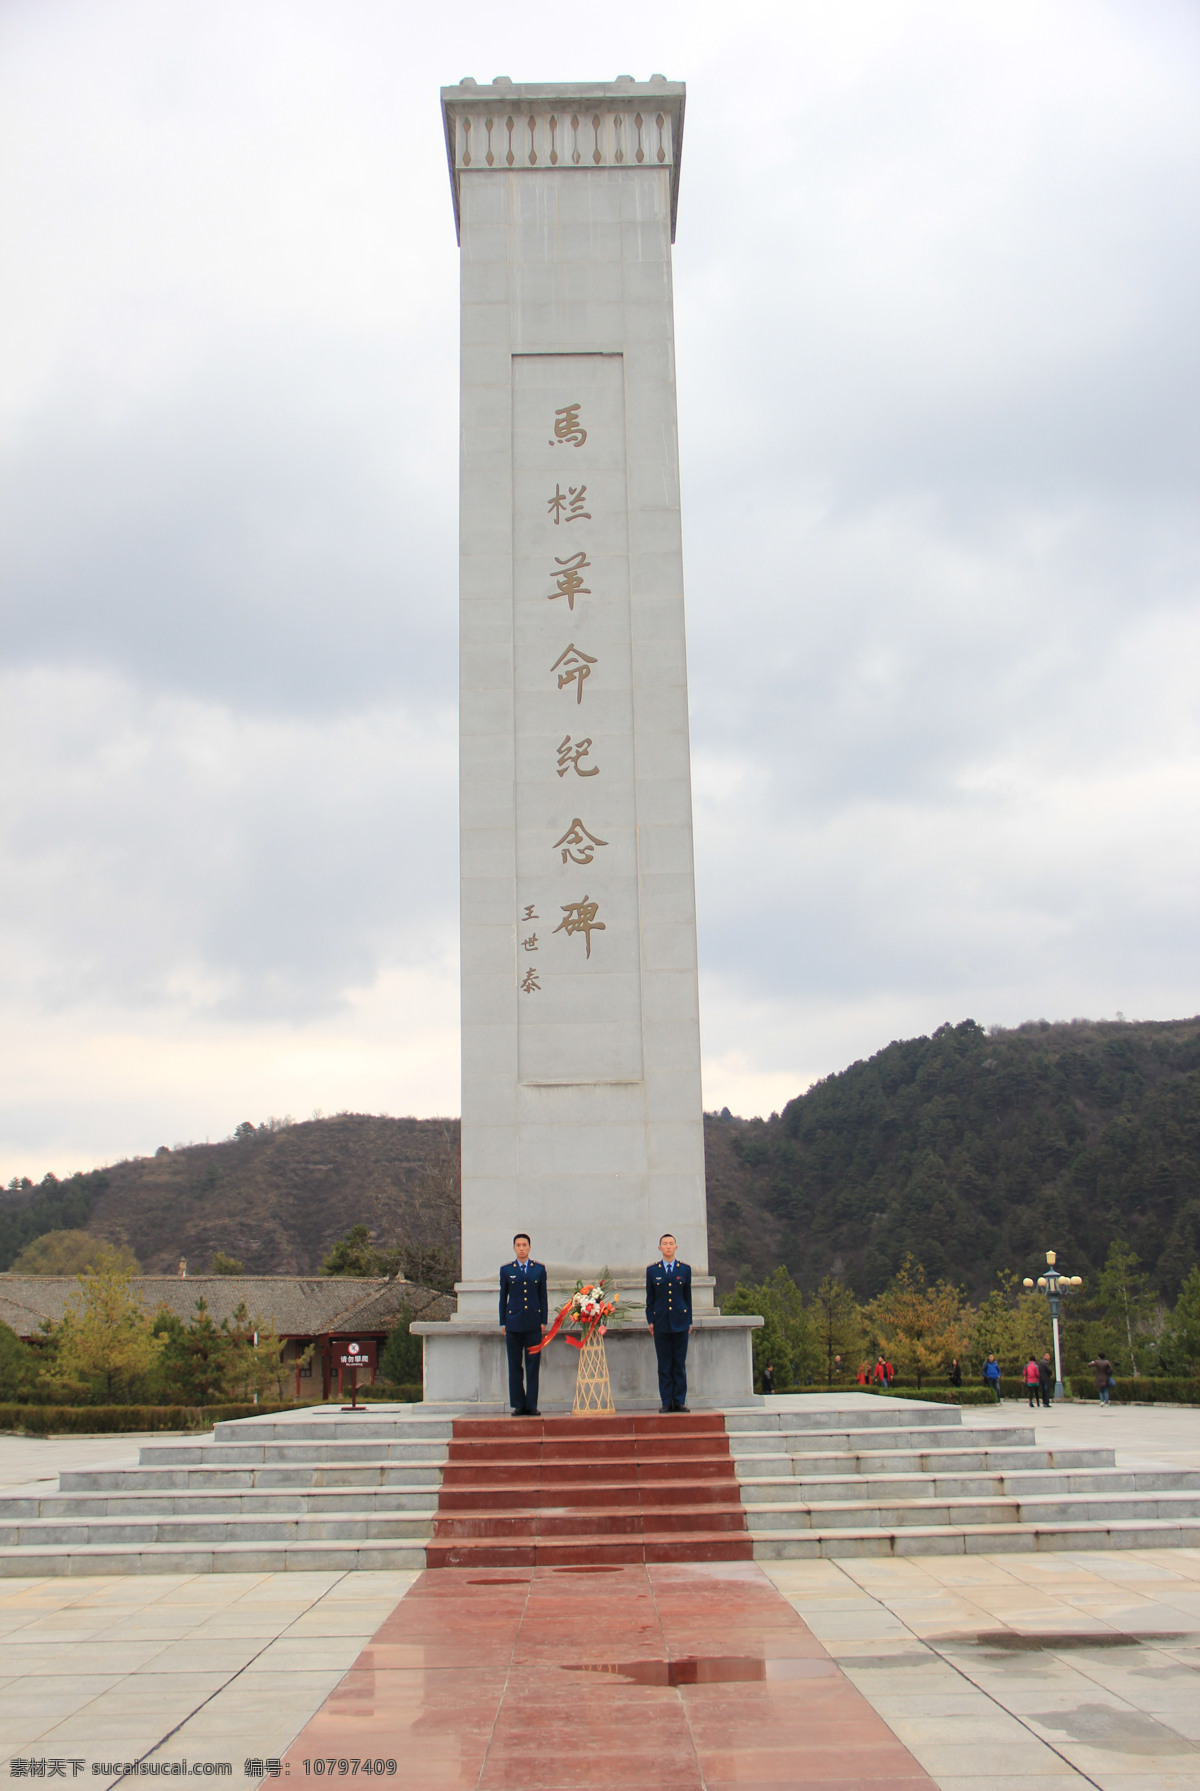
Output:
top-left (865, 1256), bottom-right (970, 1388)
top-left (48, 1248), bottom-right (164, 1404)
top-left (969, 1272), bottom-right (1051, 1382)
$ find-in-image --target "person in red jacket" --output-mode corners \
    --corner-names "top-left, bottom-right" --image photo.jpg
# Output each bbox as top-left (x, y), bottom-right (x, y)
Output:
top-left (1022, 1356), bottom-right (1041, 1408)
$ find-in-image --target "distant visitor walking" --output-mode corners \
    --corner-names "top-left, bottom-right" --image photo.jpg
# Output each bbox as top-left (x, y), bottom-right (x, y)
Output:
top-left (983, 1353), bottom-right (1001, 1402)
top-left (761, 1363), bottom-right (775, 1396)
top-left (1038, 1353), bottom-right (1054, 1407)
top-left (1022, 1357), bottom-right (1041, 1408)
top-left (1090, 1352), bottom-right (1114, 1406)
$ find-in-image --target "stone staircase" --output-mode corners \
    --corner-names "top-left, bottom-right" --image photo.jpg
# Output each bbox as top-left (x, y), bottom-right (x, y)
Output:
top-left (2, 1400), bottom-right (1199, 1574)
top-left (729, 1405), bottom-right (1200, 1557)
top-left (0, 1410), bottom-right (451, 1575)
top-left (426, 1412), bottom-right (752, 1568)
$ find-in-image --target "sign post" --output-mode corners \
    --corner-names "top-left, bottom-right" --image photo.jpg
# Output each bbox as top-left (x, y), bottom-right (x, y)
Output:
top-left (338, 1341), bottom-right (370, 1412)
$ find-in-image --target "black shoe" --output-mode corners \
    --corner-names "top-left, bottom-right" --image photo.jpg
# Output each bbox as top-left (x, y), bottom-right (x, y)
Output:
top-left (510, 1408), bottom-right (523, 1416)
top-left (659, 1406), bottom-right (672, 1414)
top-left (674, 1404), bottom-right (690, 1413)
top-left (525, 1409), bottom-right (541, 1417)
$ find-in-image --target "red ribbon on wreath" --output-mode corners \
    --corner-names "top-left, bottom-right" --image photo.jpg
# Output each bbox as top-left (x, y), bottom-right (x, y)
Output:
top-left (528, 1298), bottom-right (575, 1355)
top-left (529, 1303), bottom-right (610, 1355)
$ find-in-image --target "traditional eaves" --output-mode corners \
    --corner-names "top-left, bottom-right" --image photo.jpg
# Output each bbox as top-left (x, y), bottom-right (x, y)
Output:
top-left (0, 1276), bottom-right (452, 1339)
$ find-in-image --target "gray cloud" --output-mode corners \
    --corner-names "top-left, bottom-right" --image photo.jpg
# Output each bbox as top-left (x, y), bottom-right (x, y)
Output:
top-left (4, 333), bottom-right (458, 712)
top-left (1, 0), bottom-right (1197, 1167)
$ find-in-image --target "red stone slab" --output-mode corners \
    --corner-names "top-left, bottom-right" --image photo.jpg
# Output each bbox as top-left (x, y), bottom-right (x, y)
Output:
top-left (282, 1562), bottom-right (936, 1791)
top-left (431, 1411), bottom-right (749, 1567)
top-left (436, 1477), bottom-right (743, 1509)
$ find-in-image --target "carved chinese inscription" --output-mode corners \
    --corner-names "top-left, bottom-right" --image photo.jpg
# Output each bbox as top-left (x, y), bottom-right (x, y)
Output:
top-left (553, 818), bottom-right (608, 866)
top-left (547, 484), bottom-right (590, 524)
top-left (556, 735), bottom-right (598, 778)
top-left (553, 895), bottom-right (606, 957)
top-left (548, 550), bottom-right (591, 611)
top-left (548, 403), bottom-right (586, 447)
top-left (551, 643), bottom-right (597, 704)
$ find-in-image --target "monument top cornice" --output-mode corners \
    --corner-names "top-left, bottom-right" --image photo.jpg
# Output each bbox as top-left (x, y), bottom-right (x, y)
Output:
top-left (441, 77), bottom-right (686, 244)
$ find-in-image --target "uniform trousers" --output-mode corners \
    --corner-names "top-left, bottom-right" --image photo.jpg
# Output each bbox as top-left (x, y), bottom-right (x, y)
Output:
top-left (506, 1329), bottom-right (541, 1413)
top-left (653, 1328), bottom-right (689, 1408)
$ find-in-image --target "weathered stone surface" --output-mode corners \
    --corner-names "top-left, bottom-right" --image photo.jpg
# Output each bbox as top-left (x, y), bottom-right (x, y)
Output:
top-left (438, 78), bottom-right (714, 1333)
top-left (414, 1316), bottom-right (762, 1409)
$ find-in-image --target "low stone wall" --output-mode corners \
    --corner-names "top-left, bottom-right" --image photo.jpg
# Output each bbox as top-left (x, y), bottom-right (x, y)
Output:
top-left (412, 1315), bottom-right (763, 1409)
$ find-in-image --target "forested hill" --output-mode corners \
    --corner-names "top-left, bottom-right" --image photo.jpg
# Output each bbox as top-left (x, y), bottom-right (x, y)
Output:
top-left (3, 1017), bottom-right (1198, 1301)
top-left (705, 1017), bottom-right (1200, 1302)
top-left (0, 1115), bottom-right (460, 1279)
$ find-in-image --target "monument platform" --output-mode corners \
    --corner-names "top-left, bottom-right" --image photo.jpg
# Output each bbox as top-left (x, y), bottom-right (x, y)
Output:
top-left (412, 1314), bottom-right (764, 1410)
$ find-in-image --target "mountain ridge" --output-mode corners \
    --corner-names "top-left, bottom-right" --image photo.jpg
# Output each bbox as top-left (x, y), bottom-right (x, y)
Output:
top-left (5, 1016), bottom-right (1198, 1301)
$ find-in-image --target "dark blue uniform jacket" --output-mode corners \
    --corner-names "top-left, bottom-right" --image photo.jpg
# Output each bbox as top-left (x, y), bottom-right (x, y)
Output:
top-left (645, 1260), bottom-right (692, 1333)
top-left (499, 1260), bottom-right (548, 1332)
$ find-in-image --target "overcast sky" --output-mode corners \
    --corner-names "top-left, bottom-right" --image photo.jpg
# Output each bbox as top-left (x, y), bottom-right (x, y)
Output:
top-left (2, 0), bottom-right (1198, 1180)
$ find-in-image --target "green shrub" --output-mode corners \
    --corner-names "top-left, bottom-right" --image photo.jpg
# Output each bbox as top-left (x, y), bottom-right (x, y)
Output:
top-left (349, 1380), bottom-right (422, 1403)
top-left (871, 1385), bottom-right (999, 1405)
top-left (793, 1384), bottom-right (997, 1405)
top-left (0, 1402), bottom-right (300, 1435)
top-left (1065, 1377), bottom-right (1200, 1405)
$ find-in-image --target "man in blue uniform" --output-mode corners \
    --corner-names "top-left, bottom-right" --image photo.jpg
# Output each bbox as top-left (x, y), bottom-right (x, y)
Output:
top-left (646, 1233), bottom-right (692, 1413)
top-left (498, 1233), bottom-right (547, 1416)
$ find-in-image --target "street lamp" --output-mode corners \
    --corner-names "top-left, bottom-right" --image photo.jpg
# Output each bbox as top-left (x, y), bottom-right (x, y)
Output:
top-left (1022, 1250), bottom-right (1083, 1401)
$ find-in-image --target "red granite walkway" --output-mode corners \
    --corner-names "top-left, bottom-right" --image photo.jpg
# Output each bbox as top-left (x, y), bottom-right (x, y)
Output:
top-left (282, 1561), bottom-right (935, 1790)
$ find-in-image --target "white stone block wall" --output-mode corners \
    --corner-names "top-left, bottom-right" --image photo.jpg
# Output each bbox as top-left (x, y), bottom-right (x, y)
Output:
top-left (444, 80), bottom-right (710, 1317)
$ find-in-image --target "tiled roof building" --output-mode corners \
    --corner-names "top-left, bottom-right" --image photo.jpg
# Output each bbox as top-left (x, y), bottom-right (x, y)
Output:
top-left (0, 1275), bottom-right (451, 1400)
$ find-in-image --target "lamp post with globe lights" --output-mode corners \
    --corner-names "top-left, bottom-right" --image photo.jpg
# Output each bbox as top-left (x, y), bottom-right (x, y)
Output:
top-left (1023, 1251), bottom-right (1083, 1402)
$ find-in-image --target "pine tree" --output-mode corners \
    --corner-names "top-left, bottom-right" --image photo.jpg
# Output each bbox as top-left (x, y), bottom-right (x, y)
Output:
top-left (1159, 1265), bottom-right (1200, 1376)
top-left (724, 1266), bottom-right (820, 1389)
top-left (380, 1305), bottom-right (423, 1384)
top-left (1094, 1240), bottom-right (1156, 1377)
top-left (811, 1277), bottom-right (863, 1384)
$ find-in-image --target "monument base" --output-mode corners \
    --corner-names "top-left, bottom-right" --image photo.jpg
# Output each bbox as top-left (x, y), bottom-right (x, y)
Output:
top-left (411, 1315), bottom-right (764, 1410)
top-left (450, 1275), bottom-right (718, 1322)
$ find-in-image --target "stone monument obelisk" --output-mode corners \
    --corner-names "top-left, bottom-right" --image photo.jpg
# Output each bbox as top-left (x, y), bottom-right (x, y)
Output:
top-left (416, 77), bottom-right (759, 1405)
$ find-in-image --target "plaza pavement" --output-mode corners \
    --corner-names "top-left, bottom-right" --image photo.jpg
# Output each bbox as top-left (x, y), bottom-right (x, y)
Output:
top-left (0, 1401), bottom-right (1196, 1790)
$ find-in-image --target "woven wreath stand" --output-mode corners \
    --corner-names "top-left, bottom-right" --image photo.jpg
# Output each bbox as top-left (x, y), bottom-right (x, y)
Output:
top-left (572, 1330), bottom-right (615, 1415)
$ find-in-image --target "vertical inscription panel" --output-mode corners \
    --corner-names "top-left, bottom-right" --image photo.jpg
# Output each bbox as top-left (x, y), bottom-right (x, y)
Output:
top-left (513, 353), bottom-right (643, 1086)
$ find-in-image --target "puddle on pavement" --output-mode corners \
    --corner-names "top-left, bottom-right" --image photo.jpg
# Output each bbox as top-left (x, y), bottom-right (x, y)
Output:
top-left (836, 1651), bottom-right (935, 1670)
top-left (562, 1655), bottom-right (834, 1686)
top-left (1031, 1704), bottom-right (1196, 1756)
top-left (944, 1630), bottom-right (1188, 1652)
